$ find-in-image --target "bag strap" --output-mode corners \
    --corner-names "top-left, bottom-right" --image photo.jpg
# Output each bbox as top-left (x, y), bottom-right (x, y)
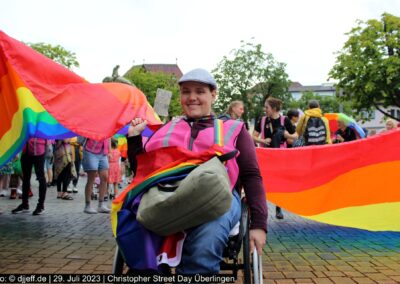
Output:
top-left (280, 115), bottom-right (285, 126)
top-left (217, 150), bottom-right (238, 162)
top-left (260, 116), bottom-right (267, 139)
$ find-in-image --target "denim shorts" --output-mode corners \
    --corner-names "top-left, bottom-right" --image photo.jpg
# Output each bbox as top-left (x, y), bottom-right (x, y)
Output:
top-left (82, 151), bottom-right (109, 171)
top-left (44, 157), bottom-right (53, 171)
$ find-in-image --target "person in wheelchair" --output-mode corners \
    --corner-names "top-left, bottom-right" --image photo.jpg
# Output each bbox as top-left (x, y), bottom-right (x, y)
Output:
top-left (127, 68), bottom-right (267, 274)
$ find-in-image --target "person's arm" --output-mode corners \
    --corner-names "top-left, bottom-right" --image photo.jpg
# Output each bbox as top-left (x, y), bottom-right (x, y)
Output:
top-left (284, 117), bottom-right (298, 140)
top-left (127, 118), bottom-right (147, 176)
top-left (252, 119), bottom-right (271, 146)
top-left (236, 125), bottom-right (267, 254)
top-left (252, 130), bottom-right (271, 146)
top-left (332, 130), bottom-right (343, 143)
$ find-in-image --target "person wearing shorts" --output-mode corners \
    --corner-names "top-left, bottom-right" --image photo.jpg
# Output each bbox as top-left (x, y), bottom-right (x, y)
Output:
top-left (81, 138), bottom-right (111, 214)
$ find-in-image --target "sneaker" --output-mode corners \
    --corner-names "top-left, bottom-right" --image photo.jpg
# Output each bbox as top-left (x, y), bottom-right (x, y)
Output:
top-left (17, 188), bottom-right (22, 195)
top-left (97, 205), bottom-right (111, 214)
top-left (0, 189), bottom-right (9, 197)
top-left (12, 204), bottom-right (30, 214)
top-left (32, 207), bottom-right (45, 215)
top-left (67, 186), bottom-right (73, 193)
top-left (72, 187), bottom-right (78, 193)
top-left (84, 205), bottom-right (97, 214)
top-left (275, 207), bottom-right (284, 220)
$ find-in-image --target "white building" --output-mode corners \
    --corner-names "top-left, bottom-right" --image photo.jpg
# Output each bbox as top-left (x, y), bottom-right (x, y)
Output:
top-left (288, 82), bottom-right (399, 132)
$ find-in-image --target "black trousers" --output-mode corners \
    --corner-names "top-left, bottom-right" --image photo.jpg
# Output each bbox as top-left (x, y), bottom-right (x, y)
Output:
top-left (21, 153), bottom-right (47, 208)
top-left (57, 163), bottom-right (72, 193)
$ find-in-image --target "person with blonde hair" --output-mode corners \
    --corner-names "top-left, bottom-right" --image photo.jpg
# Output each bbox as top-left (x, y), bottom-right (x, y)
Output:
top-left (226, 100), bottom-right (245, 120)
top-left (384, 119), bottom-right (397, 132)
top-left (219, 100), bottom-right (249, 129)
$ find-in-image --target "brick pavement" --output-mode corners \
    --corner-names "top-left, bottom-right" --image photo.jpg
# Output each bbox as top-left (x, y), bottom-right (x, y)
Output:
top-left (0, 177), bottom-right (399, 283)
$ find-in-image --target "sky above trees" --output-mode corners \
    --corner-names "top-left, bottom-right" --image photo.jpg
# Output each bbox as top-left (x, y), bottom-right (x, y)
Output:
top-left (1, 0), bottom-right (399, 85)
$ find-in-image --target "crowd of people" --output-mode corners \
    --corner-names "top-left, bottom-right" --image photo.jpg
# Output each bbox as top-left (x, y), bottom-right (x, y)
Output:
top-left (0, 136), bottom-right (129, 215)
top-left (0, 67), bottom-right (399, 274)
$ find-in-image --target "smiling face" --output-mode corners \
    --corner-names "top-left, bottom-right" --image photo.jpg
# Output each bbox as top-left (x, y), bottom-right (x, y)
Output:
top-left (265, 102), bottom-right (276, 117)
top-left (231, 103), bottom-right (244, 119)
top-left (386, 120), bottom-right (396, 130)
top-left (180, 81), bottom-right (216, 119)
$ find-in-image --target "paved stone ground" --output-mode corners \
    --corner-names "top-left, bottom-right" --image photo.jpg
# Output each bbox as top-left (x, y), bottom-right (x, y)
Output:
top-left (0, 176), bottom-right (400, 283)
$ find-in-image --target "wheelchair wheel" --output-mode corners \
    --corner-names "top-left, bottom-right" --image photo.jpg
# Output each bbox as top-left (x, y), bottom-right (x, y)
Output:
top-left (252, 249), bottom-right (263, 284)
top-left (242, 201), bottom-right (252, 283)
top-left (242, 200), bottom-right (263, 284)
top-left (112, 245), bottom-right (125, 275)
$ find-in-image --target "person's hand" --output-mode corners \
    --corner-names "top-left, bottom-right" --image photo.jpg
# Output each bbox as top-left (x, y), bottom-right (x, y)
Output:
top-left (264, 138), bottom-right (271, 146)
top-left (336, 134), bottom-right (344, 142)
top-left (128, 118), bottom-right (147, 137)
top-left (249, 228), bottom-right (266, 255)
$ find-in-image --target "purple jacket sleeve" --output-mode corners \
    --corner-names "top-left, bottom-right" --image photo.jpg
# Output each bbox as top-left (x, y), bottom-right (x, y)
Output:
top-left (235, 125), bottom-right (268, 232)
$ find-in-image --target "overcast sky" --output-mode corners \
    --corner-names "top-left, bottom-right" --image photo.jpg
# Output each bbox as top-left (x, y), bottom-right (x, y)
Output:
top-left (1, 0), bottom-right (399, 85)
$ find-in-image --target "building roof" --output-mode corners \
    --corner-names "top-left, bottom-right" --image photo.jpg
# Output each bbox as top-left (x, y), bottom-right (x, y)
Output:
top-left (289, 82), bottom-right (303, 88)
top-left (289, 84), bottom-right (335, 93)
top-left (124, 64), bottom-right (183, 79)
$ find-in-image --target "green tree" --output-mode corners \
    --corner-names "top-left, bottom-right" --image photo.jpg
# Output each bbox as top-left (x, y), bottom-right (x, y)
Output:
top-left (287, 91), bottom-right (354, 115)
top-left (27, 42), bottom-right (79, 69)
top-left (212, 41), bottom-right (292, 121)
top-left (124, 67), bottom-right (181, 118)
top-left (329, 13), bottom-right (400, 121)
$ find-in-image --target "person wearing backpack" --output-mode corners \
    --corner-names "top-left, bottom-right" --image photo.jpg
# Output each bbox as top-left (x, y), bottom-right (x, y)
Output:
top-left (252, 97), bottom-right (298, 219)
top-left (296, 100), bottom-right (331, 146)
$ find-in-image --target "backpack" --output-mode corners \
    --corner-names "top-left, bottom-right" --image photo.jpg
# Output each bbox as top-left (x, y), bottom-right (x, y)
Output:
top-left (304, 117), bottom-right (327, 145)
top-left (260, 116), bottom-right (287, 148)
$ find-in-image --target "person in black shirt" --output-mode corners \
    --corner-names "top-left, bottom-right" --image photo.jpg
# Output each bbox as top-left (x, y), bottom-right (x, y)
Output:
top-left (252, 97), bottom-right (298, 219)
top-left (286, 109), bottom-right (300, 148)
top-left (332, 119), bottom-right (357, 143)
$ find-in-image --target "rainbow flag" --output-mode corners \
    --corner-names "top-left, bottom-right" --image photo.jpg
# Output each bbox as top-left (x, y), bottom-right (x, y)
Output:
top-left (324, 113), bottom-right (366, 139)
top-left (257, 129), bottom-right (400, 232)
top-left (0, 30), bottom-right (161, 167)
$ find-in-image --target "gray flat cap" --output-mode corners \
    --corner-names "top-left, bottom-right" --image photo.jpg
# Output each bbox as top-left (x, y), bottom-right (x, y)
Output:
top-left (178, 68), bottom-right (217, 89)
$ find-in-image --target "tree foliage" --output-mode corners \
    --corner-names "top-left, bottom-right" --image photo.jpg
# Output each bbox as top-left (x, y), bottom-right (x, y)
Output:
top-left (287, 91), bottom-right (354, 115)
top-left (124, 68), bottom-right (181, 118)
top-left (329, 13), bottom-right (400, 121)
top-left (212, 41), bottom-right (292, 121)
top-left (27, 42), bottom-right (79, 69)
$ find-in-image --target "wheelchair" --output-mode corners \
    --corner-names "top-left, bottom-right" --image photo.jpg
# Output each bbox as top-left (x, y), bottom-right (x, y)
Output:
top-left (112, 198), bottom-right (263, 283)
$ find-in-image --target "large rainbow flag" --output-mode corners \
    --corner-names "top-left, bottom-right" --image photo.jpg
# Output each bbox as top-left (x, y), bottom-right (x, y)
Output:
top-left (257, 129), bottom-right (400, 232)
top-left (0, 30), bottom-right (161, 167)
